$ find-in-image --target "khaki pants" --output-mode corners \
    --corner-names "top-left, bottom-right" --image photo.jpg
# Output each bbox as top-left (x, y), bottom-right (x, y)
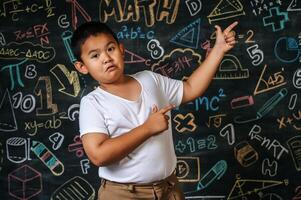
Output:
top-left (98, 173), bottom-right (185, 200)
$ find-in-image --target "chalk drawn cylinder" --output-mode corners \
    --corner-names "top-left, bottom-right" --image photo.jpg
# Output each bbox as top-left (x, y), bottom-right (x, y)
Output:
top-left (6, 137), bottom-right (27, 163)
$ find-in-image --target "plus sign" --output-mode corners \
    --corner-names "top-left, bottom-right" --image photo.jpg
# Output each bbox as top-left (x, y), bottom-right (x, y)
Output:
top-left (25, 6), bottom-right (31, 13)
top-left (175, 141), bottom-right (186, 153)
top-left (263, 7), bottom-right (289, 31)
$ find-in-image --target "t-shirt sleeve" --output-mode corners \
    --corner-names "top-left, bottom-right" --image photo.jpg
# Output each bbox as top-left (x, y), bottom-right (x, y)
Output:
top-left (149, 71), bottom-right (183, 106)
top-left (79, 96), bottom-right (108, 137)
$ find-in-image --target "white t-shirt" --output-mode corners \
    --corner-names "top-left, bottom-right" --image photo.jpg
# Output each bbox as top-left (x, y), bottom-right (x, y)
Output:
top-left (79, 70), bottom-right (183, 183)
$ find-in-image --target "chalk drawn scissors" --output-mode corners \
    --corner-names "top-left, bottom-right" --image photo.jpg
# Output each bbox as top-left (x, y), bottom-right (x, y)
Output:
top-left (234, 88), bottom-right (288, 124)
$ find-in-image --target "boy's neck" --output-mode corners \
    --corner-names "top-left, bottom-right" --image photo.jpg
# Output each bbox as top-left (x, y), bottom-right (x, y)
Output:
top-left (99, 75), bottom-right (130, 91)
top-left (98, 75), bottom-right (141, 102)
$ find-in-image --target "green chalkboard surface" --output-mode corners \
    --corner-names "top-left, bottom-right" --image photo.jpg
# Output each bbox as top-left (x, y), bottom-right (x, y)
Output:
top-left (1, 0), bottom-right (301, 199)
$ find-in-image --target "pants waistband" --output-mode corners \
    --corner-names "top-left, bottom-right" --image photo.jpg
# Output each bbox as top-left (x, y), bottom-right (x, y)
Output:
top-left (101, 171), bottom-right (176, 191)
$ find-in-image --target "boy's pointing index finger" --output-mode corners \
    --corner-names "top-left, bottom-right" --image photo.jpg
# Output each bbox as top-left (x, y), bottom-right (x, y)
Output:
top-left (159, 104), bottom-right (175, 114)
top-left (224, 21), bottom-right (238, 35)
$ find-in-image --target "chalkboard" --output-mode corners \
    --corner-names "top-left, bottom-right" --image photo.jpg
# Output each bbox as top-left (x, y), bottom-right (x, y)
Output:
top-left (1, 0), bottom-right (301, 199)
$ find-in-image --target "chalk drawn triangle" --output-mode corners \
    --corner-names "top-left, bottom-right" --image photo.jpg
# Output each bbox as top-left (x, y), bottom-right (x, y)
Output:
top-left (181, 30), bottom-right (195, 43)
top-left (170, 18), bottom-right (201, 49)
top-left (124, 49), bottom-right (146, 64)
top-left (228, 178), bottom-right (286, 199)
top-left (207, 0), bottom-right (245, 23)
top-left (253, 65), bottom-right (286, 95)
top-left (288, 0), bottom-right (301, 11)
top-left (0, 89), bottom-right (18, 132)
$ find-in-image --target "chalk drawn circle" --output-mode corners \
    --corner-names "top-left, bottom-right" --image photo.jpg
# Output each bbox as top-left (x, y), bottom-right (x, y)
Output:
top-left (176, 160), bottom-right (189, 179)
top-left (274, 37), bottom-right (300, 63)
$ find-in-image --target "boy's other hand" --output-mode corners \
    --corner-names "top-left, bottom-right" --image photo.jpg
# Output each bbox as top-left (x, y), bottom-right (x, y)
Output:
top-left (214, 21), bottom-right (238, 53)
top-left (143, 104), bottom-right (175, 136)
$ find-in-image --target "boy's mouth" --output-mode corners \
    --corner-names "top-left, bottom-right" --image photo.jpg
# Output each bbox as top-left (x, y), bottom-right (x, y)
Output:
top-left (105, 65), bottom-right (116, 72)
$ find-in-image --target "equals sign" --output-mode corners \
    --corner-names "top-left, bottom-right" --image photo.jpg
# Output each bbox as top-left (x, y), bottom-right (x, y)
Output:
top-left (238, 34), bottom-right (244, 39)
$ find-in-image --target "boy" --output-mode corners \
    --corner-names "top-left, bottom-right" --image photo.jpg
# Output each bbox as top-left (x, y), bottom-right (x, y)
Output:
top-left (71, 21), bottom-right (237, 200)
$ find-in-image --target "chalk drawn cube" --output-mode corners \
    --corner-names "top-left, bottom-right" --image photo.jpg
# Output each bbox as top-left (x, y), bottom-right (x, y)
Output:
top-left (8, 165), bottom-right (42, 200)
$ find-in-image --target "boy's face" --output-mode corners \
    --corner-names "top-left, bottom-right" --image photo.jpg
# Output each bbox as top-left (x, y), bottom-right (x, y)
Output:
top-left (74, 33), bottom-right (125, 84)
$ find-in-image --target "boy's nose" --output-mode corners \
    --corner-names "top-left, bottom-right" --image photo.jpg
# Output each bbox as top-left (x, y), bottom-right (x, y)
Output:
top-left (102, 54), bottom-right (111, 64)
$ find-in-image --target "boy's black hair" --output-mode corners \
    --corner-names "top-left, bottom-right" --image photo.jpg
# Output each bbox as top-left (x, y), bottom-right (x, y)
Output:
top-left (71, 21), bottom-right (119, 61)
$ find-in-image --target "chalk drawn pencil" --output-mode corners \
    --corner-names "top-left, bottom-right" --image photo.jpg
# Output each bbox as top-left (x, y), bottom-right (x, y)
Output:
top-left (31, 140), bottom-right (64, 176)
top-left (185, 160), bottom-right (227, 194)
top-left (256, 88), bottom-right (288, 118)
top-left (234, 88), bottom-right (288, 124)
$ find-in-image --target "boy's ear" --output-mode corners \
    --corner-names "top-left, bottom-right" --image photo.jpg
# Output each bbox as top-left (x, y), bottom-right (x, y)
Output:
top-left (74, 61), bottom-right (88, 74)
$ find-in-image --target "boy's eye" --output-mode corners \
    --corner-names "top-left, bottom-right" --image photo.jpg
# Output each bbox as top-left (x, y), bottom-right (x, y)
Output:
top-left (91, 53), bottom-right (99, 58)
top-left (108, 46), bottom-right (115, 52)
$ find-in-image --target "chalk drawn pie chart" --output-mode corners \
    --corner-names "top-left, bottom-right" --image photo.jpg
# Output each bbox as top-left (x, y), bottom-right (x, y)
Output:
top-left (274, 37), bottom-right (300, 63)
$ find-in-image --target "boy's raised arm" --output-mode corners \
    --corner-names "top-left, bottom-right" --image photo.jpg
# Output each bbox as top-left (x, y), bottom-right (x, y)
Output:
top-left (181, 21), bottom-right (238, 104)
